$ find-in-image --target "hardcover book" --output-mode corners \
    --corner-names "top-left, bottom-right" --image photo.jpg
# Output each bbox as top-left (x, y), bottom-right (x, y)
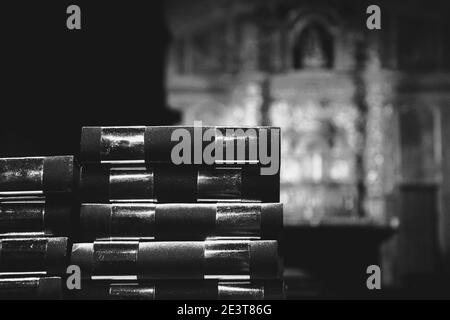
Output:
top-left (80, 126), bottom-right (280, 166)
top-left (72, 279), bottom-right (284, 300)
top-left (0, 276), bottom-right (61, 299)
top-left (80, 165), bottom-right (279, 203)
top-left (0, 237), bottom-right (68, 274)
top-left (71, 240), bottom-right (279, 279)
top-left (0, 201), bottom-right (72, 236)
top-left (0, 156), bottom-right (77, 196)
top-left (80, 203), bottom-right (282, 240)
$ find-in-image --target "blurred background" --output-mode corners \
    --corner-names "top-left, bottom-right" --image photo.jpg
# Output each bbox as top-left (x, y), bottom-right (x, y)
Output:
top-left (1, 0), bottom-right (450, 298)
top-left (164, 0), bottom-right (450, 298)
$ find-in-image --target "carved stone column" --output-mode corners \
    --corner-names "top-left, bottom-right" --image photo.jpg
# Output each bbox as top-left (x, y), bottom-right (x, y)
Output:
top-left (363, 33), bottom-right (395, 223)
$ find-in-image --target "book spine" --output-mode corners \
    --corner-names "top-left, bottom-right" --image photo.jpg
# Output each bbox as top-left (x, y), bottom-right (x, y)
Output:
top-left (0, 156), bottom-right (76, 195)
top-left (80, 203), bottom-right (282, 241)
top-left (71, 240), bottom-right (278, 279)
top-left (0, 237), bottom-right (68, 274)
top-left (80, 166), bottom-right (279, 202)
top-left (0, 276), bottom-right (61, 299)
top-left (80, 126), bottom-right (280, 165)
top-left (0, 201), bottom-right (72, 236)
top-left (72, 280), bottom-right (284, 300)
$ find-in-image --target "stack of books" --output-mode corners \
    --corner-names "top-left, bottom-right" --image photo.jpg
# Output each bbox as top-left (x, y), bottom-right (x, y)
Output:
top-left (0, 156), bottom-right (76, 299)
top-left (72, 126), bottom-right (284, 299)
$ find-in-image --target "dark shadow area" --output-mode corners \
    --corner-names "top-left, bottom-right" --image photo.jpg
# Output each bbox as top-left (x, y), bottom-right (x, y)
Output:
top-left (1, 1), bottom-right (179, 157)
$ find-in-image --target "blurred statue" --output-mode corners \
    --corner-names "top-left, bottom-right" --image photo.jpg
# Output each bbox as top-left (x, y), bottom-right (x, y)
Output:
top-left (301, 25), bottom-right (327, 69)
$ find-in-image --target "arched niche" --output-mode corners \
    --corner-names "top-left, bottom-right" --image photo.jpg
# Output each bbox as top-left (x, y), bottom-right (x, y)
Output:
top-left (292, 22), bottom-right (334, 69)
top-left (285, 9), bottom-right (341, 71)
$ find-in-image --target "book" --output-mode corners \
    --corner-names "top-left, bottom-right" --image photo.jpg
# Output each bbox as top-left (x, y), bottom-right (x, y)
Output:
top-left (71, 240), bottom-right (279, 279)
top-left (80, 126), bottom-right (280, 165)
top-left (0, 232), bottom-right (53, 239)
top-left (0, 201), bottom-right (72, 236)
top-left (80, 203), bottom-right (282, 241)
top-left (0, 156), bottom-right (77, 196)
top-left (80, 165), bottom-right (279, 202)
top-left (71, 279), bottom-right (284, 300)
top-left (0, 237), bottom-right (68, 274)
top-left (0, 276), bottom-right (61, 299)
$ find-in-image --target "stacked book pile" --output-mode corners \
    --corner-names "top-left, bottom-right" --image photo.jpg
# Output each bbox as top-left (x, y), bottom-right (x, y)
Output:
top-left (0, 125), bottom-right (283, 299)
top-left (72, 126), bottom-right (284, 299)
top-left (0, 156), bottom-right (76, 299)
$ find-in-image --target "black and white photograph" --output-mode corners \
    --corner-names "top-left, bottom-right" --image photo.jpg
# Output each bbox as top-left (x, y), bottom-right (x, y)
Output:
top-left (1, 0), bottom-right (450, 309)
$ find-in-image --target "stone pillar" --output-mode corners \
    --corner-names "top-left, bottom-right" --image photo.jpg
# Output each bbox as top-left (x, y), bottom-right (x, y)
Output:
top-left (239, 21), bottom-right (259, 71)
top-left (363, 33), bottom-right (395, 223)
top-left (440, 106), bottom-right (450, 273)
top-left (225, 18), bottom-right (237, 73)
top-left (183, 36), bottom-right (195, 74)
top-left (360, 32), bottom-right (398, 287)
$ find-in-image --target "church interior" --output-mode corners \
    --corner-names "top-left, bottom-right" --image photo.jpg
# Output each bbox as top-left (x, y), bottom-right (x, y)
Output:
top-left (1, 0), bottom-right (450, 298)
top-left (165, 0), bottom-right (450, 298)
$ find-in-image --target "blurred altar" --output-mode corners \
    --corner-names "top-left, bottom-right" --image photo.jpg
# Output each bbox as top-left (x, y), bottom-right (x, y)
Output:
top-left (164, 0), bottom-right (450, 297)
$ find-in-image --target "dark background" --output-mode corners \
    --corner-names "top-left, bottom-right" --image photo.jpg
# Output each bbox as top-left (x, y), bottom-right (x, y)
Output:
top-left (1, 1), bottom-right (176, 157)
